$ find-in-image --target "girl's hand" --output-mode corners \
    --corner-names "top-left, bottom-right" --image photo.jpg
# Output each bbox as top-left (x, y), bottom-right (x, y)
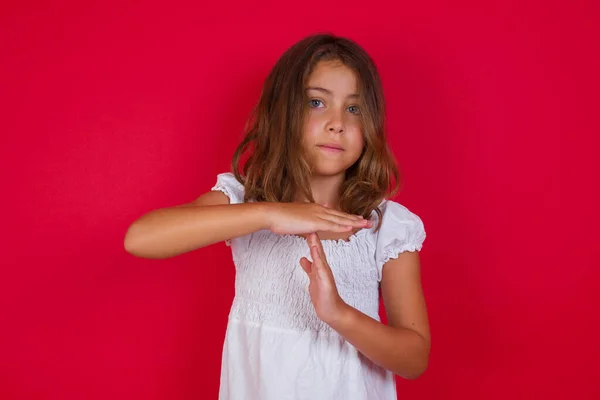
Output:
top-left (266, 202), bottom-right (372, 236)
top-left (299, 233), bottom-right (349, 325)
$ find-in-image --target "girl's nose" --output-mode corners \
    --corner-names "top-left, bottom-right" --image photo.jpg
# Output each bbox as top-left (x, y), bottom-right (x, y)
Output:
top-left (326, 110), bottom-right (345, 133)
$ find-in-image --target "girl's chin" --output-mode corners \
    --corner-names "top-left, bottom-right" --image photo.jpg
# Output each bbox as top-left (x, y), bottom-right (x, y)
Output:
top-left (310, 167), bottom-right (349, 178)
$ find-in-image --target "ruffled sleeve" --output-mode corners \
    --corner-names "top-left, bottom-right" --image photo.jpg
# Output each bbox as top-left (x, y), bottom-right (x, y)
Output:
top-left (374, 200), bottom-right (426, 281)
top-left (211, 172), bottom-right (245, 205)
top-left (211, 172), bottom-right (249, 256)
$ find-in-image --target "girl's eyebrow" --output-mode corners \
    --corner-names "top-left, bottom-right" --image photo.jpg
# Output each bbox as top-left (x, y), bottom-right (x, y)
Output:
top-left (306, 86), bottom-right (360, 98)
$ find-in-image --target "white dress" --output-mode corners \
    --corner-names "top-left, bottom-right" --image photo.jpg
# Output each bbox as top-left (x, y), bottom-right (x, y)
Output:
top-left (211, 172), bottom-right (426, 400)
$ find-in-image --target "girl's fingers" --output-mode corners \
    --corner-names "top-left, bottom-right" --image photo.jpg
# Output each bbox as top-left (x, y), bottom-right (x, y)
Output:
top-left (308, 234), bottom-right (326, 263)
top-left (320, 215), bottom-right (369, 228)
top-left (329, 221), bottom-right (370, 232)
top-left (310, 245), bottom-right (322, 270)
top-left (327, 223), bottom-right (353, 232)
top-left (309, 241), bottom-right (331, 282)
top-left (324, 208), bottom-right (363, 220)
top-left (309, 232), bottom-right (320, 245)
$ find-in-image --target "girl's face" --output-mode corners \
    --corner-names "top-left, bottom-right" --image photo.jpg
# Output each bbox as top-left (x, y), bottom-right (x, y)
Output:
top-left (302, 60), bottom-right (365, 178)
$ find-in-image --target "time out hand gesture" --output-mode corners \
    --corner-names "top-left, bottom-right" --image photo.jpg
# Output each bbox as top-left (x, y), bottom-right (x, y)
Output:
top-left (299, 233), bottom-right (349, 325)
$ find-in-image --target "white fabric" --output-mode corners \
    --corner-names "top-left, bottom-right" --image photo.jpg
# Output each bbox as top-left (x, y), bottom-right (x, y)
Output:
top-left (211, 172), bottom-right (426, 400)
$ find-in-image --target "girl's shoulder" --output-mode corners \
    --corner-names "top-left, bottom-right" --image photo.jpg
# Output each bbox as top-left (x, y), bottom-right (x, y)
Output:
top-left (374, 199), bottom-right (425, 229)
top-left (211, 172), bottom-right (245, 204)
top-left (371, 199), bottom-right (427, 279)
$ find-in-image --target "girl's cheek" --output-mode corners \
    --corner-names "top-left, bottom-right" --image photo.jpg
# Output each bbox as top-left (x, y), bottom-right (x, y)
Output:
top-left (347, 120), bottom-right (363, 133)
top-left (305, 118), bottom-right (321, 136)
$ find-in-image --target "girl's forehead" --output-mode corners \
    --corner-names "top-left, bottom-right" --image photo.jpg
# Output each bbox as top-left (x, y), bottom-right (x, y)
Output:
top-left (307, 62), bottom-right (359, 94)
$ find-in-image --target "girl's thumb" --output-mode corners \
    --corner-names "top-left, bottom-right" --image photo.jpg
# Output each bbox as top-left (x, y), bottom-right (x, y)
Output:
top-left (300, 257), bottom-right (312, 274)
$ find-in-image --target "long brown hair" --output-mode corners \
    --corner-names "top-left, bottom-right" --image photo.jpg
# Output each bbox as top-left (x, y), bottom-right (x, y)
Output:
top-left (231, 33), bottom-right (400, 231)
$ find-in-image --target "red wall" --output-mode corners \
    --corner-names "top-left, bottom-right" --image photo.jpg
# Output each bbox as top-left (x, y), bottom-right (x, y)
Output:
top-left (1, 1), bottom-right (598, 399)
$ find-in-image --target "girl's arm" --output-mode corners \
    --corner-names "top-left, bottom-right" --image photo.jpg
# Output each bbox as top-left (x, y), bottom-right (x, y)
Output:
top-left (330, 251), bottom-right (430, 379)
top-left (124, 191), bottom-right (270, 259)
top-left (300, 234), bottom-right (430, 379)
top-left (124, 191), bottom-right (368, 260)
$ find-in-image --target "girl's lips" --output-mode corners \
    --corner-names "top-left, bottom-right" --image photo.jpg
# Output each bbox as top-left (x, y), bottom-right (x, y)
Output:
top-left (318, 145), bottom-right (344, 152)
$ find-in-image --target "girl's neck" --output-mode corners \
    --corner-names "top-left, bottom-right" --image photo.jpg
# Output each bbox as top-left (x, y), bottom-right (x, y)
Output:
top-left (295, 173), bottom-right (345, 210)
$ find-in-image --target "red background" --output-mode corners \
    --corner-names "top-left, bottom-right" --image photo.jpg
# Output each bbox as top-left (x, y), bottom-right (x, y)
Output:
top-left (1, 1), bottom-right (599, 399)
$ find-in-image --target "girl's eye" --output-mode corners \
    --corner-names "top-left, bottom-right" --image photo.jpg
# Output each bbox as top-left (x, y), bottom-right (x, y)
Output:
top-left (348, 105), bottom-right (361, 115)
top-left (309, 99), bottom-right (323, 108)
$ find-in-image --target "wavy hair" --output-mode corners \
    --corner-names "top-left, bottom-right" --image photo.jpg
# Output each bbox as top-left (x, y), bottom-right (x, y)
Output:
top-left (231, 33), bottom-right (401, 231)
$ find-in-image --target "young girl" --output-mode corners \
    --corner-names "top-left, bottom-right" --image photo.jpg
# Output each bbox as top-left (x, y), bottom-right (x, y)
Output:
top-left (125, 33), bottom-right (430, 400)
